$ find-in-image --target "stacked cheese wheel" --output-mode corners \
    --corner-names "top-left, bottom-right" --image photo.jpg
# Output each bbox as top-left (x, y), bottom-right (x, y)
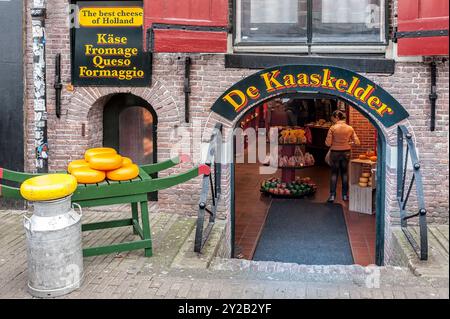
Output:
top-left (358, 172), bottom-right (372, 187)
top-left (68, 148), bottom-right (139, 184)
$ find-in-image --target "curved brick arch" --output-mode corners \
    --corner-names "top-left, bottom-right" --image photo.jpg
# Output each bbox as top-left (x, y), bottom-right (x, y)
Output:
top-left (61, 82), bottom-right (182, 166)
top-left (68, 81), bottom-right (181, 123)
top-left (202, 64), bottom-right (417, 146)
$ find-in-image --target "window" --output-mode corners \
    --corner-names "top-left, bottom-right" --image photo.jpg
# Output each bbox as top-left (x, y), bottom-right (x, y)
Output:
top-left (235, 0), bottom-right (386, 49)
top-left (238, 0), bottom-right (307, 43)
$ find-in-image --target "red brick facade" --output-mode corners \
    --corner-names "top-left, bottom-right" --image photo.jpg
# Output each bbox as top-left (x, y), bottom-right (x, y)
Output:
top-left (349, 107), bottom-right (378, 159)
top-left (21, 0), bottom-right (449, 263)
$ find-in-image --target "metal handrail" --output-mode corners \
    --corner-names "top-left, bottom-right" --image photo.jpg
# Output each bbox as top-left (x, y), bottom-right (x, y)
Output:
top-left (194, 123), bottom-right (223, 253)
top-left (397, 125), bottom-right (428, 260)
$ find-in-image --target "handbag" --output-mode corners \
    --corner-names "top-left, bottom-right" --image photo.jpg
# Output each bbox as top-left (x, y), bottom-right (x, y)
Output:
top-left (325, 149), bottom-right (332, 166)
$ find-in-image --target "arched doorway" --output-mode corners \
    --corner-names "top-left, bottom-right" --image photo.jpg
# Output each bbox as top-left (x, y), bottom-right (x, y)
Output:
top-left (232, 94), bottom-right (384, 266)
top-left (209, 65), bottom-right (409, 266)
top-left (103, 93), bottom-right (158, 200)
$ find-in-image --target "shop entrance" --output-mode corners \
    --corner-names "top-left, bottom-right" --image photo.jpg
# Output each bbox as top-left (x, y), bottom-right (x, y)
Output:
top-left (209, 65), bottom-right (410, 266)
top-left (103, 93), bottom-right (158, 200)
top-left (233, 94), bottom-right (380, 266)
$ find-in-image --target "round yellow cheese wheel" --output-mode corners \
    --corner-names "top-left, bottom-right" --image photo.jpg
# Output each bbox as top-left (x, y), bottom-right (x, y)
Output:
top-left (68, 159), bottom-right (90, 173)
top-left (122, 157), bottom-right (133, 166)
top-left (359, 177), bottom-right (369, 183)
top-left (20, 174), bottom-right (77, 201)
top-left (361, 172), bottom-right (371, 178)
top-left (85, 147), bottom-right (117, 162)
top-left (359, 182), bottom-right (368, 187)
top-left (88, 154), bottom-right (123, 171)
top-left (106, 164), bottom-right (139, 181)
top-left (71, 167), bottom-right (106, 184)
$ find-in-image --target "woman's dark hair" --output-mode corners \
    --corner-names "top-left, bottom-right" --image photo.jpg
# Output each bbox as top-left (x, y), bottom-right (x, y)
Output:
top-left (332, 110), bottom-right (346, 121)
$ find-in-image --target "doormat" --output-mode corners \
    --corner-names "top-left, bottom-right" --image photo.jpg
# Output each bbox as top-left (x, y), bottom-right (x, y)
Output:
top-left (253, 199), bottom-right (354, 265)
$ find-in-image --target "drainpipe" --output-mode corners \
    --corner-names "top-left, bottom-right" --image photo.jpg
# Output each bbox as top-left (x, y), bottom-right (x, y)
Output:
top-left (429, 60), bottom-right (437, 132)
top-left (31, 0), bottom-right (48, 173)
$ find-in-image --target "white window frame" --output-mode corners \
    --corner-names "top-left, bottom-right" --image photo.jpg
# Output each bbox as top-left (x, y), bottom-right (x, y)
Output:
top-left (234, 0), bottom-right (388, 54)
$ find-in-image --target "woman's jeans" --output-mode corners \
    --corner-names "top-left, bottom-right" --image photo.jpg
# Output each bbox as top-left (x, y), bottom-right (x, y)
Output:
top-left (330, 150), bottom-right (351, 196)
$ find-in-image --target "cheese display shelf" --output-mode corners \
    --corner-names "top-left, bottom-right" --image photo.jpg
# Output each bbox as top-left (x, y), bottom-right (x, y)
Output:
top-left (349, 158), bottom-right (377, 214)
top-left (276, 126), bottom-right (317, 185)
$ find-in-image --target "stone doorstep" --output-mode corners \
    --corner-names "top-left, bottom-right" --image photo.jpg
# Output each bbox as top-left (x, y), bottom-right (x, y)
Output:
top-left (171, 220), bottom-right (227, 270)
top-left (392, 225), bottom-right (449, 279)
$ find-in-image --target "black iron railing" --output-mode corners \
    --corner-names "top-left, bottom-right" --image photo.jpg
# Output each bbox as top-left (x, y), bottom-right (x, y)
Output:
top-left (397, 125), bottom-right (428, 260)
top-left (194, 123), bottom-right (223, 253)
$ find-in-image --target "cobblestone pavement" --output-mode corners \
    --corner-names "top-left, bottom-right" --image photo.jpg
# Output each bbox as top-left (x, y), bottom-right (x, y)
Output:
top-left (0, 210), bottom-right (448, 299)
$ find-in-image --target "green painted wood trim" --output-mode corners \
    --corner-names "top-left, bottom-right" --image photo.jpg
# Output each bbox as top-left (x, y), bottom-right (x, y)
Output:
top-left (83, 239), bottom-right (152, 257)
top-left (82, 218), bottom-right (133, 232)
top-left (140, 201), bottom-right (152, 257)
top-left (1, 168), bottom-right (41, 183)
top-left (73, 195), bottom-right (147, 208)
top-left (138, 167), bottom-right (151, 181)
top-left (143, 166), bottom-right (200, 193)
top-left (133, 220), bottom-right (144, 239)
top-left (140, 156), bottom-right (180, 175)
top-left (131, 202), bottom-right (139, 235)
top-left (72, 167), bottom-right (199, 201)
top-left (0, 184), bottom-right (23, 200)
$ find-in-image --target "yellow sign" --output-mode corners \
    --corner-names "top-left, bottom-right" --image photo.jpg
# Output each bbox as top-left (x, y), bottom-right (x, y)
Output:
top-left (79, 7), bottom-right (143, 27)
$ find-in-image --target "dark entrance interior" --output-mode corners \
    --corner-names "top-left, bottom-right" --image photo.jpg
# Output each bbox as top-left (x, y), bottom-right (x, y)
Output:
top-left (233, 94), bottom-right (378, 266)
top-left (103, 93), bottom-right (158, 200)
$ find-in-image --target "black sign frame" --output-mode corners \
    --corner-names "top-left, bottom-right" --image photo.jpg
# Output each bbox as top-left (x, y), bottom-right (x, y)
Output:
top-left (70, 0), bottom-right (151, 87)
top-left (211, 64), bottom-right (409, 128)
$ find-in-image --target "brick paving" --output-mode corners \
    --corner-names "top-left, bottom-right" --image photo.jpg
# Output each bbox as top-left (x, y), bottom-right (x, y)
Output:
top-left (0, 209), bottom-right (448, 299)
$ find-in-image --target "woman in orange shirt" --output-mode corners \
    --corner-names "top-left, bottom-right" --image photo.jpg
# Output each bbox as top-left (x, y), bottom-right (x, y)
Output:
top-left (325, 110), bottom-right (360, 202)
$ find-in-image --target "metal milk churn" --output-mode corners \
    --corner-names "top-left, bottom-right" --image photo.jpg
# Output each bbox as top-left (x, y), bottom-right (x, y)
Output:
top-left (23, 196), bottom-right (83, 298)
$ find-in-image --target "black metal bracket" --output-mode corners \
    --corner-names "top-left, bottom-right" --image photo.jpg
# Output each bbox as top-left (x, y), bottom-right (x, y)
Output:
top-left (393, 29), bottom-right (449, 43)
top-left (429, 61), bottom-right (437, 131)
top-left (225, 54), bottom-right (395, 74)
top-left (151, 23), bottom-right (228, 33)
top-left (54, 53), bottom-right (62, 118)
top-left (146, 27), bottom-right (154, 53)
top-left (184, 57), bottom-right (192, 123)
top-left (195, 123), bottom-right (223, 253)
top-left (397, 125), bottom-right (428, 260)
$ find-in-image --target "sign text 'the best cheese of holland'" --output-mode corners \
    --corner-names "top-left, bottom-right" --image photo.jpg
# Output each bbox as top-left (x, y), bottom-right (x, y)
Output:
top-left (72, 1), bottom-right (150, 86)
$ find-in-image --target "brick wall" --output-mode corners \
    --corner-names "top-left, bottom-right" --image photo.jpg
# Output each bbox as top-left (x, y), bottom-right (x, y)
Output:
top-left (349, 107), bottom-right (377, 159)
top-left (22, 0), bottom-right (449, 261)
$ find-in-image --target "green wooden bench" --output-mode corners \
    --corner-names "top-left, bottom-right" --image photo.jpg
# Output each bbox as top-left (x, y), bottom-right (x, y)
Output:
top-left (0, 156), bottom-right (210, 257)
